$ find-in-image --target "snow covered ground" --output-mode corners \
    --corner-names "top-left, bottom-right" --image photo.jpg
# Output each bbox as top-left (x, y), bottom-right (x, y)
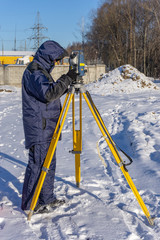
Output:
top-left (0, 65), bottom-right (160, 239)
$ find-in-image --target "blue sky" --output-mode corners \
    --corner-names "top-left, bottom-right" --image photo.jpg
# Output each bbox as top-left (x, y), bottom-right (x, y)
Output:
top-left (0, 0), bottom-right (103, 51)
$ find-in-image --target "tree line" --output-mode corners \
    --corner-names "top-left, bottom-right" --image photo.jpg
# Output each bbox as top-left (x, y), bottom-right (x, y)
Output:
top-left (67, 0), bottom-right (160, 78)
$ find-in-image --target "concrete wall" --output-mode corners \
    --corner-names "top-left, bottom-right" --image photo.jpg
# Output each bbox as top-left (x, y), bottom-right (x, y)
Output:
top-left (0, 65), bottom-right (4, 85)
top-left (0, 64), bottom-right (106, 86)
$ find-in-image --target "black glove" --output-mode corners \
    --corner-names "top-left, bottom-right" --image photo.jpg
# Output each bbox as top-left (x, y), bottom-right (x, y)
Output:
top-left (67, 69), bottom-right (77, 81)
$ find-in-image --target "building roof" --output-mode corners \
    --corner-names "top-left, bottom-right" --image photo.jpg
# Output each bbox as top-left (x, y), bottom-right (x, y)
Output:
top-left (0, 51), bottom-right (35, 56)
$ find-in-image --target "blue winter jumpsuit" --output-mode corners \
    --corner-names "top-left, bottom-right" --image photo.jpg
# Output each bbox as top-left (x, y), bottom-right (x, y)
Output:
top-left (21, 41), bottom-right (73, 210)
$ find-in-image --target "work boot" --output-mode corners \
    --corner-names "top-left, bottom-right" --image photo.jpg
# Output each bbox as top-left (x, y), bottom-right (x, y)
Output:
top-left (49, 199), bottom-right (65, 208)
top-left (34, 199), bottom-right (65, 214)
top-left (34, 203), bottom-right (49, 214)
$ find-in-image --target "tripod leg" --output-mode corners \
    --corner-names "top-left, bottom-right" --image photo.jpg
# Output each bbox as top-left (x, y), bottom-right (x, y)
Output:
top-left (27, 92), bottom-right (74, 220)
top-left (72, 93), bottom-right (82, 187)
top-left (82, 91), bottom-right (154, 226)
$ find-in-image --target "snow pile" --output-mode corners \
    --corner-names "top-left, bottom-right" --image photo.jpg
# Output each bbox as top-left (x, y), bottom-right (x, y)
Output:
top-left (87, 64), bottom-right (158, 95)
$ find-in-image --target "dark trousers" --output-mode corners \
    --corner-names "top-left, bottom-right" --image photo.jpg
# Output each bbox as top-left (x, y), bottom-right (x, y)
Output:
top-left (21, 143), bottom-right (56, 210)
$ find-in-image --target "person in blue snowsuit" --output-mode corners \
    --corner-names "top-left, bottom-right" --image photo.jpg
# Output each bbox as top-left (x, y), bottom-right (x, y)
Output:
top-left (21, 40), bottom-right (76, 213)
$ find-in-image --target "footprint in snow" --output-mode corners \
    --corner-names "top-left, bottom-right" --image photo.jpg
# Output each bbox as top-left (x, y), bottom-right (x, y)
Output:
top-left (0, 218), bottom-right (5, 230)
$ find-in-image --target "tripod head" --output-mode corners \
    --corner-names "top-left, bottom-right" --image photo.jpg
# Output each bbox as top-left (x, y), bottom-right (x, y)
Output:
top-left (69, 50), bottom-right (86, 85)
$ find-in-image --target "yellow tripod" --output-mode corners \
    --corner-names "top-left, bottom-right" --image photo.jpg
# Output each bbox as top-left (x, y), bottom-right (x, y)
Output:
top-left (27, 83), bottom-right (154, 226)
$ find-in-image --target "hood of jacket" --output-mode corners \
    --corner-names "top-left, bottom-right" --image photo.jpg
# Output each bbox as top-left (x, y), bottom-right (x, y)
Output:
top-left (33, 40), bottom-right (68, 73)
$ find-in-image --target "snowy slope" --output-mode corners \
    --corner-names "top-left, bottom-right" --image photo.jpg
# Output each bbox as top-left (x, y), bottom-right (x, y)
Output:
top-left (0, 66), bottom-right (160, 240)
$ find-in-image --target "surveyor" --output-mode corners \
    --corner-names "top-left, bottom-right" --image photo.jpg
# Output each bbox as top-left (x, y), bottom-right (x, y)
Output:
top-left (21, 40), bottom-right (77, 213)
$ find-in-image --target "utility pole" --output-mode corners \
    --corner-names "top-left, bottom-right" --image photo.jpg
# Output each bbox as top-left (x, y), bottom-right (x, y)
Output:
top-left (2, 40), bottom-right (4, 56)
top-left (14, 26), bottom-right (17, 51)
top-left (29, 11), bottom-right (48, 51)
top-left (81, 17), bottom-right (85, 51)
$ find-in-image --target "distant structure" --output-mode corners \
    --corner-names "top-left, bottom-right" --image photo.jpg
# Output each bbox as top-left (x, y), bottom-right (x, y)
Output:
top-left (0, 51), bottom-right (69, 66)
top-left (0, 51), bottom-right (35, 65)
top-left (29, 11), bottom-right (48, 51)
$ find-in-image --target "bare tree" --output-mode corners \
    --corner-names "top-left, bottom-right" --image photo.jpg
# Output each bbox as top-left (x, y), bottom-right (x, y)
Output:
top-left (68, 0), bottom-right (160, 77)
